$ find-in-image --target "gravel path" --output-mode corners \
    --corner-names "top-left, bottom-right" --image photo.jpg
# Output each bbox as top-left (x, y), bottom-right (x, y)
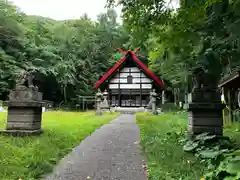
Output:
top-left (45, 114), bottom-right (147, 180)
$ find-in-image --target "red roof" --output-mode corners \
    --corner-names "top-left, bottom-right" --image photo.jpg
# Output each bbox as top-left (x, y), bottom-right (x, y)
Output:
top-left (94, 48), bottom-right (165, 89)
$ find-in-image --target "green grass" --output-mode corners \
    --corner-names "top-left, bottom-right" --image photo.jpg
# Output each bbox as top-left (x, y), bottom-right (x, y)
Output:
top-left (137, 111), bottom-right (240, 180)
top-left (0, 111), bottom-right (119, 180)
top-left (137, 112), bottom-right (207, 180)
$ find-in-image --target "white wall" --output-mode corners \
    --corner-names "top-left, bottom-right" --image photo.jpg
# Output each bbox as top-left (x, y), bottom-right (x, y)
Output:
top-left (110, 77), bottom-right (151, 83)
top-left (120, 67), bottom-right (140, 72)
top-left (109, 84), bottom-right (152, 89)
top-left (109, 67), bottom-right (152, 89)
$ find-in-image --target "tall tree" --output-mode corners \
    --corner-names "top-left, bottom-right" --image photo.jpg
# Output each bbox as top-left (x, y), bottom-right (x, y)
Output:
top-left (107, 0), bottom-right (240, 90)
top-left (0, 1), bottom-right (129, 105)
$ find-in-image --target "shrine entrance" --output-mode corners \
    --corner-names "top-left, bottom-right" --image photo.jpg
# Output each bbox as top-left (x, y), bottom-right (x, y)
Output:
top-left (121, 94), bottom-right (137, 107)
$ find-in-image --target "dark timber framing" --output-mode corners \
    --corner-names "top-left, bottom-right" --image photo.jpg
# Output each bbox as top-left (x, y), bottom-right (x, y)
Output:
top-left (111, 76), bottom-right (149, 78)
top-left (109, 82), bottom-right (152, 84)
top-left (130, 89), bottom-right (132, 106)
top-left (118, 72), bottom-right (121, 106)
top-left (117, 72), bottom-right (143, 74)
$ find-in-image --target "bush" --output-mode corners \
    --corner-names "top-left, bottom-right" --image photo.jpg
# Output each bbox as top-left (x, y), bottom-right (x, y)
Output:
top-left (183, 133), bottom-right (240, 180)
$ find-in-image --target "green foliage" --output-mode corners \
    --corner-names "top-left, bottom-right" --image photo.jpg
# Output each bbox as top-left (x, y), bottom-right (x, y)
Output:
top-left (107, 0), bottom-right (240, 91)
top-left (183, 133), bottom-right (230, 152)
top-left (183, 132), bottom-right (240, 180)
top-left (115, 52), bottom-right (124, 60)
top-left (0, 1), bottom-right (129, 103)
top-left (204, 150), bottom-right (240, 180)
top-left (0, 111), bottom-right (119, 179)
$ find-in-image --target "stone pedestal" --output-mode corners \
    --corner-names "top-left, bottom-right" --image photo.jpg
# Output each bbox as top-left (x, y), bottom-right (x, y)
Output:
top-left (0, 86), bottom-right (44, 136)
top-left (188, 89), bottom-right (225, 135)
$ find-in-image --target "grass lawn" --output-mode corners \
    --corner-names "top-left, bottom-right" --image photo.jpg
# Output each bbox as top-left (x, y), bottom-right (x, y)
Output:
top-left (136, 112), bottom-right (240, 180)
top-left (0, 111), bottom-right (119, 180)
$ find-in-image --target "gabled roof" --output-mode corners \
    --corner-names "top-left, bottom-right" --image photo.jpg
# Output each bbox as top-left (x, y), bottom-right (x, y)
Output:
top-left (218, 70), bottom-right (240, 88)
top-left (94, 48), bottom-right (165, 89)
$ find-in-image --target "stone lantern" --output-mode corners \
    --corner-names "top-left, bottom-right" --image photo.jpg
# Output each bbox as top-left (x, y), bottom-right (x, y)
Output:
top-left (95, 89), bottom-right (103, 116)
top-left (151, 89), bottom-right (158, 115)
top-left (101, 90), bottom-right (110, 112)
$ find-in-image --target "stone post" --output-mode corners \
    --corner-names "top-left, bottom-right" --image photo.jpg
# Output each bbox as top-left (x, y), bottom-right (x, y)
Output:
top-left (188, 68), bottom-right (225, 135)
top-left (151, 89), bottom-right (158, 115)
top-left (183, 92), bottom-right (188, 109)
top-left (162, 90), bottom-right (165, 105)
top-left (95, 89), bottom-right (103, 116)
top-left (174, 88), bottom-right (177, 106)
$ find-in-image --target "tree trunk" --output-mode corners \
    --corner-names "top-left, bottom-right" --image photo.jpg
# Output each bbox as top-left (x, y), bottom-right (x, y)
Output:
top-left (63, 84), bottom-right (67, 102)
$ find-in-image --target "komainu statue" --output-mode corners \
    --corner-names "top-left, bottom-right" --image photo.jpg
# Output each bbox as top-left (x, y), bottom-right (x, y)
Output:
top-left (192, 66), bottom-right (218, 93)
top-left (191, 67), bottom-right (205, 92)
top-left (15, 69), bottom-right (35, 88)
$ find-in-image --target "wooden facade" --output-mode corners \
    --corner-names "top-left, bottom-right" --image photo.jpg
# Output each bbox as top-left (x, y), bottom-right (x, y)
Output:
top-left (94, 48), bottom-right (165, 107)
top-left (218, 70), bottom-right (240, 123)
top-left (109, 67), bottom-right (152, 107)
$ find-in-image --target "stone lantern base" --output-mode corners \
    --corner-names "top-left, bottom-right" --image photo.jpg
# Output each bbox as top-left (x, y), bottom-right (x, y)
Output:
top-left (95, 111), bottom-right (103, 116)
top-left (100, 100), bottom-right (110, 112)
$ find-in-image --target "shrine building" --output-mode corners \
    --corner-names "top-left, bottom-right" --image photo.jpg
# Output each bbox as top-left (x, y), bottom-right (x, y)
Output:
top-left (94, 48), bottom-right (165, 107)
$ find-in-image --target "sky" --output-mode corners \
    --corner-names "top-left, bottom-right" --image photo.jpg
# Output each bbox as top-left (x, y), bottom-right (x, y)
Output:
top-left (10, 0), bottom-right (179, 22)
top-left (10, 0), bottom-right (122, 21)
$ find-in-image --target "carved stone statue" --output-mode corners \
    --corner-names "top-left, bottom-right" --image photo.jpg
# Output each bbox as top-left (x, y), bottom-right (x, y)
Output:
top-left (15, 69), bottom-right (27, 88)
top-left (203, 72), bottom-right (218, 90)
top-left (191, 67), bottom-right (204, 92)
top-left (15, 69), bottom-right (35, 89)
top-left (27, 72), bottom-right (34, 88)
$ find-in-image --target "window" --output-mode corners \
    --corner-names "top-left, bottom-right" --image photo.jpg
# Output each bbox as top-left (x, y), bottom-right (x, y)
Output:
top-left (127, 75), bottom-right (133, 84)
